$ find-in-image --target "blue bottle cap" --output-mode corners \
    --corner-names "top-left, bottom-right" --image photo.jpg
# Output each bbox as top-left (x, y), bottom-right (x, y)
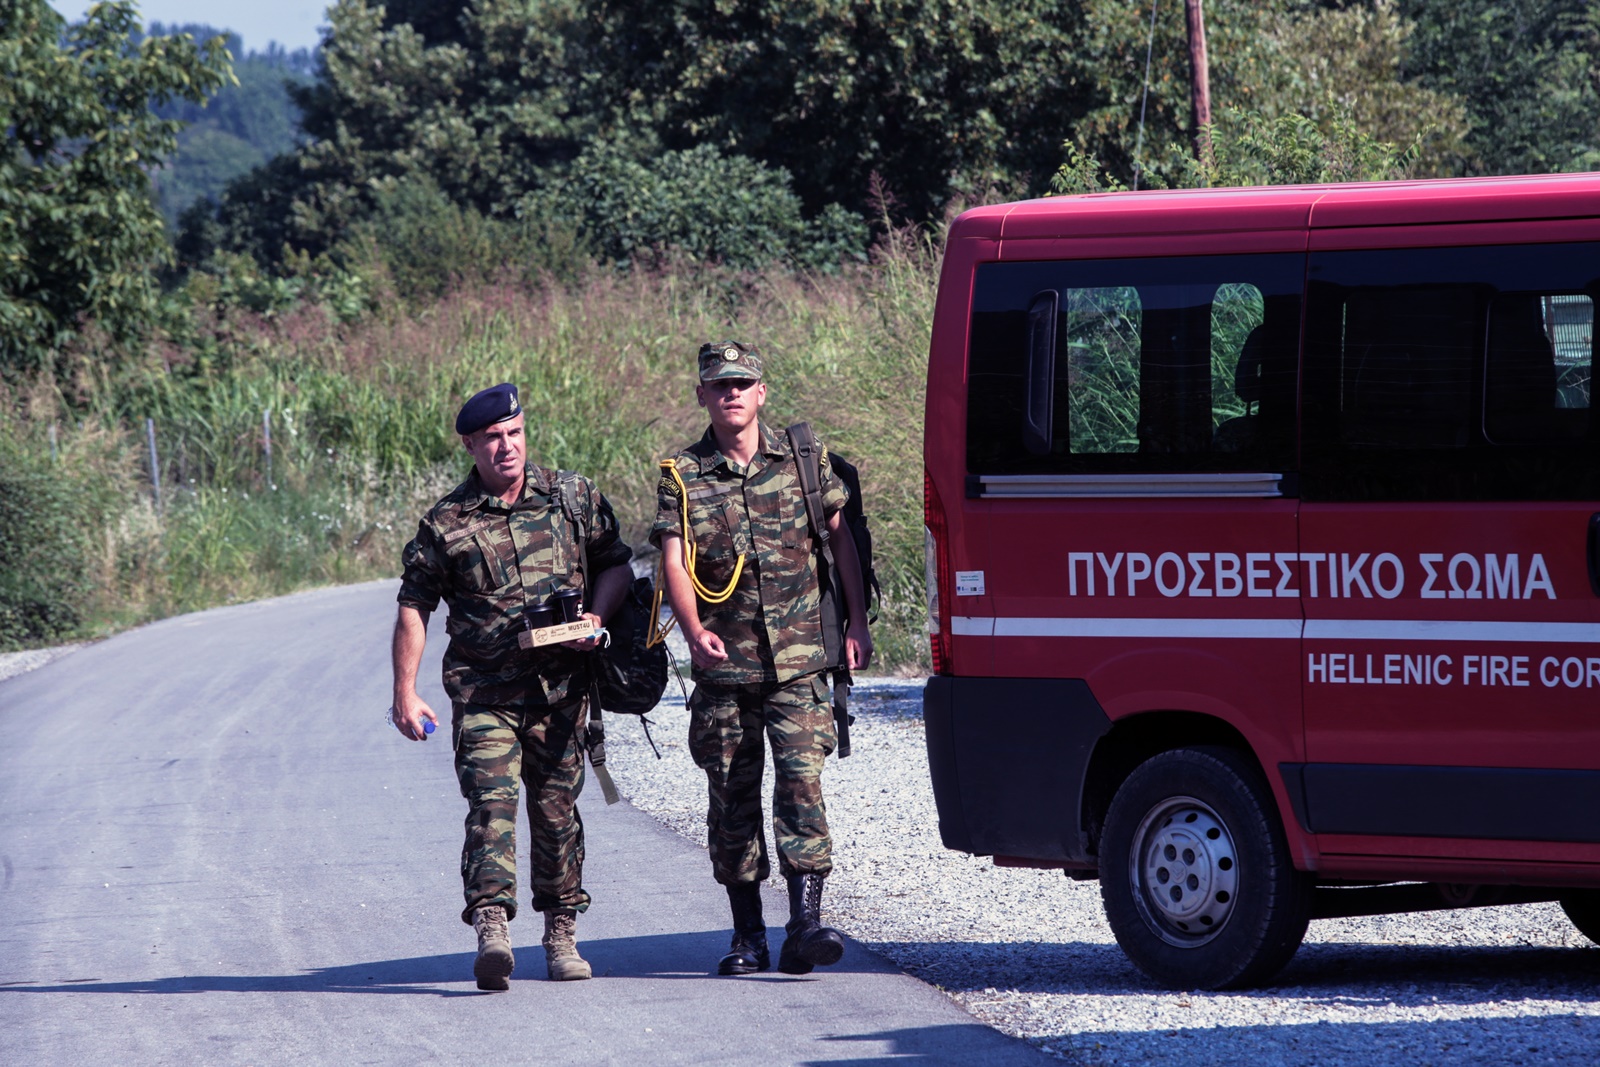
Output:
top-left (423, 720), bottom-right (436, 735)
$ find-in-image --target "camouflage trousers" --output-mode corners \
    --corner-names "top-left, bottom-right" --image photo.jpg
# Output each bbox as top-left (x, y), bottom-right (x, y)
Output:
top-left (452, 697), bottom-right (590, 924)
top-left (688, 673), bottom-right (836, 885)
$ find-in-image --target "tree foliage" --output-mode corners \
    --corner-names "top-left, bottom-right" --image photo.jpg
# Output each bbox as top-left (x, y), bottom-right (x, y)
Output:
top-left (557, 0), bottom-right (1088, 220)
top-left (191, 0), bottom-right (588, 262)
top-left (1398, 0), bottom-right (1600, 174)
top-left (1196, 106), bottom-right (1426, 186)
top-left (190, 1), bottom-right (894, 272)
top-left (1070, 0), bottom-right (1468, 189)
top-left (159, 1), bottom-right (1600, 294)
top-left (530, 143), bottom-right (868, 271)
top-left (0, 1), bottom-right (231, 374)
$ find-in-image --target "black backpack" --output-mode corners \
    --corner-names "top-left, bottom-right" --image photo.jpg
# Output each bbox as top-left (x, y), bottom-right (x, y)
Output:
top-left (555, 472), bottom-right (669, 716)
top-left (786, 423), bottom-right (880, 756)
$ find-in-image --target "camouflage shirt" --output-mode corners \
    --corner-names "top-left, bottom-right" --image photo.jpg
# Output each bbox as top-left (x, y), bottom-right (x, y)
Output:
top-left (399, 462), bottom-right (633, 707)
top-left (651, 420), bottom-right (848, 687)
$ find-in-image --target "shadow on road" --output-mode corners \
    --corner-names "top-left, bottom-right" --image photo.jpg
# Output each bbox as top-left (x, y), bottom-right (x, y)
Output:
top-left (797, 1025), bottom-right (1042, 1067)
top-left (0, 929), bottom-right (904, 997)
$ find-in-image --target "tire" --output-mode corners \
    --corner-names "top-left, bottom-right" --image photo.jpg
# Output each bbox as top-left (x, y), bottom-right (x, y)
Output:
top-left (1099, 746), bottom-right (1311, 990)
top-left (1560, 890), bottom-right (1600, 945)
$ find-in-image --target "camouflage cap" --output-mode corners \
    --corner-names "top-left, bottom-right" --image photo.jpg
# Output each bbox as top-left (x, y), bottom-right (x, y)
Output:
top-left (455, 382), bottom-right (521, 435)
top-left (698, 341), bottom-right (763, 382)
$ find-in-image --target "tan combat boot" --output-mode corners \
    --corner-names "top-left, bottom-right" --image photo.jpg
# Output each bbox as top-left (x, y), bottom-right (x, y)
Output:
top-left (542, 908), bottom-right (592, 981)
top-left (472, 905), bottom-right (515, 991)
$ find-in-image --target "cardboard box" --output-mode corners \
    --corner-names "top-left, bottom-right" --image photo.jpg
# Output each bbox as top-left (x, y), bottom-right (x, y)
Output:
top-left (517, 619), bottom-right (597, 650)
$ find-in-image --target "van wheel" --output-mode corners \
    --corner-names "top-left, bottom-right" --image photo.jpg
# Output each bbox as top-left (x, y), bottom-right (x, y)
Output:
top-left (1100, 746), bottom-right (1311, 990)
top-left (1559, 891), bottom-right (1600, 944)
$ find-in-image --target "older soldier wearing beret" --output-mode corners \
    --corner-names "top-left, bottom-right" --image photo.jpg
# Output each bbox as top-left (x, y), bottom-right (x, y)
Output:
top-left (390, 383), bottom-right (633, 991)
top-left (653, 342), bottom-right (872, 976)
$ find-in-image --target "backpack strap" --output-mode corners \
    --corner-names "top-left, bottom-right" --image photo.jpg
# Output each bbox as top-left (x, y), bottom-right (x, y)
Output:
top-left (785, 422), bottom-right (857, 756)
top-left (786, 422), bottom-right (835, 571)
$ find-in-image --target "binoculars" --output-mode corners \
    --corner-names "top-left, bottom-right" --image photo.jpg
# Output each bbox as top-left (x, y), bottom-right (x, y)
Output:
top-left (526, 588), bottom-right (583, 630)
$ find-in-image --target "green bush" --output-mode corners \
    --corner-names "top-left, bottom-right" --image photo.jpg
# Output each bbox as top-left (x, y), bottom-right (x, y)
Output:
top-left (534, 144), bottom-right (868, 272)
top-left (0, 453), bottom-right (101, 649)
top-left (341, 178), bottom-right (591, 302)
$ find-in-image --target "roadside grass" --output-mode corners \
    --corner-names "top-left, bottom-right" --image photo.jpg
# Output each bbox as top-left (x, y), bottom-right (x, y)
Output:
top-left (1, 240), bottom-right (936, 670)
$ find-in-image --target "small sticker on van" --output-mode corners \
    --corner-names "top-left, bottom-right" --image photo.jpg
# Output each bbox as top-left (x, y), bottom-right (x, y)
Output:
top-left (956, 571), bottom-right (986, 596)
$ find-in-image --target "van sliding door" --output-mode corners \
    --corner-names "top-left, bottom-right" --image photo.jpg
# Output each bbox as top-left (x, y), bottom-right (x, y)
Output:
top-left (1297, 238), bottom-right (1600, 857)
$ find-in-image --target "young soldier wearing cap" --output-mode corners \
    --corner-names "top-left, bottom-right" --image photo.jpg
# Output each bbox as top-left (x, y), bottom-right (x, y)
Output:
top-left (390, 383), bottom-right (634, 991)
top-left (653, 342), bottom-right (873, 976)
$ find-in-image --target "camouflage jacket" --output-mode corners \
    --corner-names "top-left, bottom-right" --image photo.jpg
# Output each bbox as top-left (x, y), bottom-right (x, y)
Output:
top-left (651, 420), bottom-right (848, 688)
top-left (399, 462), bottom-right (633, 707)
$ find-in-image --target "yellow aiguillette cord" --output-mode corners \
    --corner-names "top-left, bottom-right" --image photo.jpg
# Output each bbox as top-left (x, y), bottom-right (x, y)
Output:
top-left (647, 459), bottom-right (747, 647)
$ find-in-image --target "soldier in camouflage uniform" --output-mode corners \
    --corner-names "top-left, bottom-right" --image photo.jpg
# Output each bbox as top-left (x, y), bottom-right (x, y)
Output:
top-left (653, 341), bottom-right (873, 976)
top-left (391, 383), bottom-right (634, 991)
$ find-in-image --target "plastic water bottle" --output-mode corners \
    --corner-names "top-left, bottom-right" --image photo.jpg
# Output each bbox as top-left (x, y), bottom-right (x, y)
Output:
top-left (386, 707), bottom-right (436, 735)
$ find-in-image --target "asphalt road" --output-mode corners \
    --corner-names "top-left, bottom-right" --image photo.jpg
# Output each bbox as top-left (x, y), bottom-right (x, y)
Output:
top-left (0, 581), bottom-right (1046, 1066)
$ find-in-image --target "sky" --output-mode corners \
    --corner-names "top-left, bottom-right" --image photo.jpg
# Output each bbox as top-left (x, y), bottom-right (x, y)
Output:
top-left (48, 1), bottom-right (328, 54)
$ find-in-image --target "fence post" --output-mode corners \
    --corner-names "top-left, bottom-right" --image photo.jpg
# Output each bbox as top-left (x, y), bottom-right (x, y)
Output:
top-left (146, 417), bottom-right (162, 512)
top-left (48, 422), bottom-right (58, 463)
top-left (263, 407), bottom-right (274, 488)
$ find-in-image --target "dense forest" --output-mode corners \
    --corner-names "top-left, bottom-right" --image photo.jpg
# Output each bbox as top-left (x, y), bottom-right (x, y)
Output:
top-left (2, 0), bottom-right (1597, 656)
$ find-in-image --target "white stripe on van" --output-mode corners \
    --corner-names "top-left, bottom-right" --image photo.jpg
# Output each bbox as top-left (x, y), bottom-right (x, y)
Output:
top-left (952, 617), bottom-right (1299, 639)
top-left (951, 617), bottom-right (1600, 643)
top-left (1305, 619), bottom-right (1600, 643)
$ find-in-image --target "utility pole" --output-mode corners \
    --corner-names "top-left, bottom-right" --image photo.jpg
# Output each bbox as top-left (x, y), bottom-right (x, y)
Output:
top-left (1184, 0), bottom-right (1214, 176)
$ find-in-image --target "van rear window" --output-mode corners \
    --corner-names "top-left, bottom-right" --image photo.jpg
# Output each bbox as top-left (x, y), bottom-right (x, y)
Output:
top-left (966, 254), bottom-right (1304, 475)
top-left (1303, 242), bottom-right (1600, 501)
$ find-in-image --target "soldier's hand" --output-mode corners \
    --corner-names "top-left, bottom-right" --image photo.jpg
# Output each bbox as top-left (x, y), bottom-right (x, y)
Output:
top-left (562, 612), bottom-right (606, 651)
top-left (393, 695), bottom-right (438, 741)
top-left (846, 622), bottom-right (874, 672)
top-left (688, 627), bottom-right (729, 669)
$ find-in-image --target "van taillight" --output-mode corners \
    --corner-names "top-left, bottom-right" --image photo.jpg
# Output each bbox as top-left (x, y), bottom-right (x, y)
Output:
top-left (924, 468), bottom-right (953, 675)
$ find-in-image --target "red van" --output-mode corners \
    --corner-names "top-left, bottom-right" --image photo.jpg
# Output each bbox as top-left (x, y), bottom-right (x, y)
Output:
top-left (921, 173), bottom-right (1600, 989)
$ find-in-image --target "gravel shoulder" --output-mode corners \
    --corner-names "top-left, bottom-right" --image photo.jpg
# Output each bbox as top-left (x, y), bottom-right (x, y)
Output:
top-left (0, 643), bottom-right (84, 683)
top-left (604, 661), bottom-right (1600, 1066)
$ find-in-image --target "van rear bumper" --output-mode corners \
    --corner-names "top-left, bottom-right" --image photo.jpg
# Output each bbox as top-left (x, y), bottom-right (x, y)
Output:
top-left (923, 676), bottom-right (1112, 863)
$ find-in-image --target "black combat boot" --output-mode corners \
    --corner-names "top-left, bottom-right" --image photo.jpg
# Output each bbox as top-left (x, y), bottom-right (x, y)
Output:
top-left (777, 872), bottom-right (845, 975)
top-left (717, 882), bottom-right (770, 975)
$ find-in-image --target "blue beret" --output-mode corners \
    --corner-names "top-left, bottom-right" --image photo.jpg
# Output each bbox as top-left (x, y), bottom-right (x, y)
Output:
top-left (455, 383), bottom-right (522, 435)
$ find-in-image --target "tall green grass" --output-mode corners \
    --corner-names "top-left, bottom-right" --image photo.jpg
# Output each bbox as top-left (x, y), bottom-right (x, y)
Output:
top-left (1, 239), bottom-right (937, 669)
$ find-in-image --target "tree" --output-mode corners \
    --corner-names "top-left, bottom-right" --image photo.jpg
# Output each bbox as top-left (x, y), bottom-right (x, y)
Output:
top-left (1069, 0), bottom-right (1468, 188)
top-left (199, 0), bottom-right (587, 260)
top-left (1055, 105), bottom-right (1427, 197)
top-left (0, 1), bottom-right (232, 374)
top-left (1398, 0), bottom-right (1600, 175)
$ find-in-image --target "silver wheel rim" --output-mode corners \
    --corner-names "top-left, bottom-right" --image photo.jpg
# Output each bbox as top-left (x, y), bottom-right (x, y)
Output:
top-left (1128, 794), bottom-right (1239, 947)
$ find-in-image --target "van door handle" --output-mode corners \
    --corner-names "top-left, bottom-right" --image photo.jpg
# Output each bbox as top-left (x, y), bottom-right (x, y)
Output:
top-left (1589, 513), bottom-right (1600, 597)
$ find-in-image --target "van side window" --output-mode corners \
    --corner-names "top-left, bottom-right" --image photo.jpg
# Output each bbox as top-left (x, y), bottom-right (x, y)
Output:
top-left (966, 255), bottom-right (1303, 475)
top-left (1486, 293), bottom-right (1592, 444)
top-left (1303, 243), bottom-right (1600, 501)
top-left (1211, 284), bottom-right (1267, 453)
top-left (1064, 286), bottom-right (1140, 453)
